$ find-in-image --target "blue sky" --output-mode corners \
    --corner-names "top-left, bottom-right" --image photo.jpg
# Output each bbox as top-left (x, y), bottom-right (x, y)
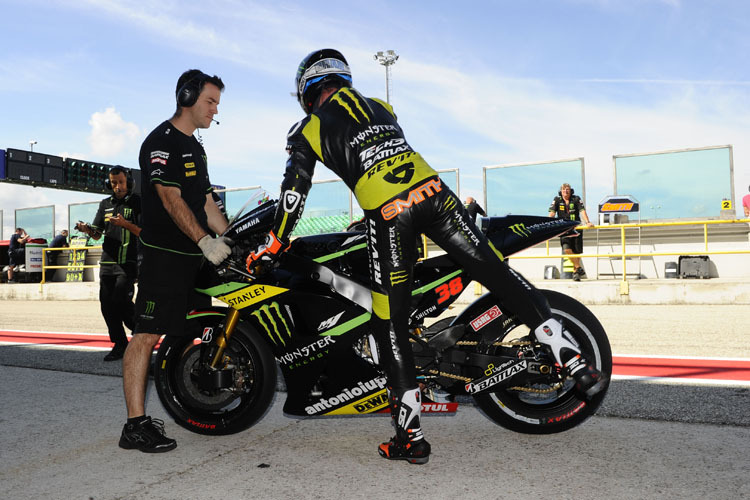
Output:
top-left (1, 0), bottom-right (749, 235)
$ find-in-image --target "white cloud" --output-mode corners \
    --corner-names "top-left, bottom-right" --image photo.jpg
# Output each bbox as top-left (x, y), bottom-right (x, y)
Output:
top-left (87, 107), bottom-right (142, 159)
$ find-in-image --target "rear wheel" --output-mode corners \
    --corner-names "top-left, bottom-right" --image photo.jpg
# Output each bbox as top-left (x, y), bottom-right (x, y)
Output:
top-left (472, 290), bottom-right (611, 434)
top-left (154, 319), bottom-right (277, 435)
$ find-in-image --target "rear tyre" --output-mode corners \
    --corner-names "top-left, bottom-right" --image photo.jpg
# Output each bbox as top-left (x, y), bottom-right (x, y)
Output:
top-left (154, 319), bottom-right (277, 435)
top-left (473, 290), bottom-right (612, 434)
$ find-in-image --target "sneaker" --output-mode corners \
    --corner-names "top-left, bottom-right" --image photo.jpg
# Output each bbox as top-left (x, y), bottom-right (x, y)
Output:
top-left (378, 437), bottom-right (431, 464)
top-left (565, 354), bottom-right (608, 398)
top-left (572, 272), bottom-right (580, 282)
top-left (119, 417), bottom-right (177, 453)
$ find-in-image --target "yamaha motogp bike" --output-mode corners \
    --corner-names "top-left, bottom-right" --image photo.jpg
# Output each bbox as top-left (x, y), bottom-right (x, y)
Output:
top-left (154, 191), bottom-right (611, 436)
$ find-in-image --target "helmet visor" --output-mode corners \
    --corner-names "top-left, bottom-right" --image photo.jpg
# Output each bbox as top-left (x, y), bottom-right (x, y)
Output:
top-left (298, 58), bottom-right (351, 96)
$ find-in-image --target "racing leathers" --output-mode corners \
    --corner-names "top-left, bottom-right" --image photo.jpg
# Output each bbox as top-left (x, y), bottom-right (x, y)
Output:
top-left (264, 86), bottom-right (598, 451)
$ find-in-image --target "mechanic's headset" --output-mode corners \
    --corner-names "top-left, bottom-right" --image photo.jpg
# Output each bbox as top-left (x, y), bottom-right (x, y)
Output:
top-left (176, 71), bottom-right (211, 108)
top-left (558, 185), bottom-right (575, 197)
top-left (105, 166), bottom-right (135, 192)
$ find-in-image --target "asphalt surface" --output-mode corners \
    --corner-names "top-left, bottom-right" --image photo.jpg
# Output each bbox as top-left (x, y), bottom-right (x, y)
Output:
top-left (1, 301), bottom-right (749, 499)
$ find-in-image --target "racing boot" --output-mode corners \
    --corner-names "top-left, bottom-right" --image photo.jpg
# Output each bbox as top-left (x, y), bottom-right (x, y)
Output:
top-left (378, 387), bottom-right (431, 465)
top-left (533, 318), bottom-right (608, 398)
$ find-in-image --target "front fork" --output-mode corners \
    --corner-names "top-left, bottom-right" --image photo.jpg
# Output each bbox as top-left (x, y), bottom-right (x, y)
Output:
top-left (205, 307), bottom-right (241, 369)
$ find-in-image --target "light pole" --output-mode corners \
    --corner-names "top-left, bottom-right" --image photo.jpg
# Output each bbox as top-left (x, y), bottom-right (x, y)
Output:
top-left (29, 140), bottom-right (37, 152)
top-left (374, 50), bottom-right (399, 104)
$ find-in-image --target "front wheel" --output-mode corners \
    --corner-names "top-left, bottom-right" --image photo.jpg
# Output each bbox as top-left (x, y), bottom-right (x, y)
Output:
top-left (154, 319), bottom-right (277, 435)
top-left (472, 289), bottom-right (612, 434)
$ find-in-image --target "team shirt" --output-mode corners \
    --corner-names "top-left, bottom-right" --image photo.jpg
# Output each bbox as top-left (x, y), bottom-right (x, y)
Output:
top-left (138, 120), bottom-right (213, 255)
top-left (91, 193), bottom-right (141, 265)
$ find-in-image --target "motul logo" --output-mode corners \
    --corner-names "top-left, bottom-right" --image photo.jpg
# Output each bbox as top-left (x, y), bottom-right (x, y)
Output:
top-left (421, 403), bottom-right (458, 412)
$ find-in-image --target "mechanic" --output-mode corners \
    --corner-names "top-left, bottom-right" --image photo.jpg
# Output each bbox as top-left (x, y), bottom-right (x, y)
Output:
top-left (548, 183), bottom-right (594, 281)
top-left (246, 49), bottom-right (608, 465)
top-left (118, 69), bottom-right (231, 453)
top-left (76, 167), bottom-right (141, 361)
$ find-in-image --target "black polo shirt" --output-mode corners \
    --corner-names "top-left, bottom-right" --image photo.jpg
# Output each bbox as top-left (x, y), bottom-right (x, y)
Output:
top-left (138, 120), bottom-right (213, 255)
top-left (91, 193), bottom-right (141, 265)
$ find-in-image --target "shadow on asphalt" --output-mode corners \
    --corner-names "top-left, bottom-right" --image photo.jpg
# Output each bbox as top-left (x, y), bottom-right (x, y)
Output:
top-left (2, 344), bottom-right (748, 427)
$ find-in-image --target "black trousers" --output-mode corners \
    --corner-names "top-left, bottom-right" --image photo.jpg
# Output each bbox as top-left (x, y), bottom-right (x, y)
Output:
top-left (365, 177), bottom-right (552, 391)
top-left (99, 263), bottom-right (136, 346)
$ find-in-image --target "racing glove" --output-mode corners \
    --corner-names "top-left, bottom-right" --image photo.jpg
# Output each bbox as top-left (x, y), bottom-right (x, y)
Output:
top-left (246, 231), bottom-right (287, 275)
top-left (197, 235), bottom-right (233, 265)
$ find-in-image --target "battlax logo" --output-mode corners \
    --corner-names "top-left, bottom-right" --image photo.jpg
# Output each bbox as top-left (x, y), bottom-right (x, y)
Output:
top-left (509, 223), bottom-right (531, 237)
top-left (251, 302), bottom-right (292, 346)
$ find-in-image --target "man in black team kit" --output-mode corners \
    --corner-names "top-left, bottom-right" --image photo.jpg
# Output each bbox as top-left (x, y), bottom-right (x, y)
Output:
top-left (246, 49), bottom-right (608, 465)
top-left (76, 167), bottom-right (141, 361)
top-left (118, 69), bottom-right (231, 453)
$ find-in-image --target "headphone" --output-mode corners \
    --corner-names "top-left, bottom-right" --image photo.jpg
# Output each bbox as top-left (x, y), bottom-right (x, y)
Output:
top-left (176, 71), bottom-right (211, 108)
top-left (558, 185), bottom-right (575, 197)
top-left (105, 166), bottom-right (135, 192)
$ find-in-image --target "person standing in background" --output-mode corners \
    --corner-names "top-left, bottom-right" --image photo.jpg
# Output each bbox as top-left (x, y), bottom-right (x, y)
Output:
top-left (742, 185), bottom-right (750, 218)
top-left (464, 196), bottom-right (486, 223)
top-left (75, 167), bottom-right (141, 361)
top-left (548, 183), bottom-right (594, 281)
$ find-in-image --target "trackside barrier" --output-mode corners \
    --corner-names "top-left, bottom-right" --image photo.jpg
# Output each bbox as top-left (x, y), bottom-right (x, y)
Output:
top-left (506, 219), bottom-right (750, 294)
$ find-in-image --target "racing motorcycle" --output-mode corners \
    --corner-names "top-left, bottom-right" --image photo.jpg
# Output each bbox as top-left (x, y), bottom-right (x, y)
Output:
top-left (154, 191), bottom-right (611, 436)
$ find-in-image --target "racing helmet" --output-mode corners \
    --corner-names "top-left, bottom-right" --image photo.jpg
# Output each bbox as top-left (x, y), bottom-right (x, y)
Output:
top-left (295, 49), bottom-right (352, 114)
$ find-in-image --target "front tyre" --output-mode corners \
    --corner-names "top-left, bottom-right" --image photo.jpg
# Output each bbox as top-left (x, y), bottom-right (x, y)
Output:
top-left (154, 320), bottom-right (277, 435)
top-left (473, 290), bottom-right (612, 434)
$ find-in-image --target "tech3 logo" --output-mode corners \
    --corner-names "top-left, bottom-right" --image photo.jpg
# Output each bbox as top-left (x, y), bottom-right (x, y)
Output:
top-left (509, 223), bottom-right (532, 238)
top-left (250, 302), bottom-right (292, 346)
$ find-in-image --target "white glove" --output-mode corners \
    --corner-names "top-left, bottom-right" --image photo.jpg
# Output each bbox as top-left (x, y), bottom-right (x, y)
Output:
top-left (197, 235), bottom-right (232, 265)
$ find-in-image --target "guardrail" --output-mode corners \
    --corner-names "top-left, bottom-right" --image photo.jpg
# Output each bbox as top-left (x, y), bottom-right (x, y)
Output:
top-left (507, 218), bottom-right (750, 291)
top-left (41, 246), bottom-right (103, 285)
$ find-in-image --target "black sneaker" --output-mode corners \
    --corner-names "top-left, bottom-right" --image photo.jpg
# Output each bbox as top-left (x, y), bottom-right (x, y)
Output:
top-left (572, 272), bottom-right (581, 282)
top-left (565, 355), bottom-right (608, 398)
top-left (119, 417), bottom-right (177, 453)
top-left (378, 437), bottom-right (431, 464)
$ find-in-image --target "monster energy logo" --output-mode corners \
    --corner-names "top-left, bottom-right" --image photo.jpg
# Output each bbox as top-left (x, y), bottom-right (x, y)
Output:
top-left (250, 302), bottom-right (292, 346)
top-left (123, 208), bottom-right (132, 219)
top-left (390, 270), bottom-right (409, 286)
top-left (145, 301), bottom-right (155, 314)
top-left (509, 223), bottom-right (532, 237)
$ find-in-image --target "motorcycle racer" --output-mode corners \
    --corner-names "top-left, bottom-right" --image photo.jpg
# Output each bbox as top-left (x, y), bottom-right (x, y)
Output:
top-left (247, 49), bottom-right (607, 464)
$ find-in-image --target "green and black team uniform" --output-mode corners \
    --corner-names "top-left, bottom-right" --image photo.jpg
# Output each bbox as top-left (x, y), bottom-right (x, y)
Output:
top-left (549, 194), bottom-right (586, 254)
top-left (249, 49), bottom-right (609, 464)
top-left (91, 192), bottom-right (141, 350)
top-left (135, 120), bottom-right (213, 337)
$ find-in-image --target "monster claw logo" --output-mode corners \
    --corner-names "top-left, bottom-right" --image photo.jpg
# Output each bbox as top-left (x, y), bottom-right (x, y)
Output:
top-left (509, 223), bottom-right (532, 237)
top-left (145, 301), bottom-right (156, 314)
top-left (251, 302), bottom-right (292, 346)
top-left (390, 270), bottom-right (409, 286)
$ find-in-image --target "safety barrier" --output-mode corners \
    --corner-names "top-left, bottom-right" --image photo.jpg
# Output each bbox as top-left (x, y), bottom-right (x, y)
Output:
top-left (506, 218), bottom-right (750, 291)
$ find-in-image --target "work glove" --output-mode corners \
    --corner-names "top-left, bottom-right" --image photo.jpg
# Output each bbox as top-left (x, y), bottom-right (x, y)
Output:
top-left (197, 235), bottom-right (233, 265)
top-left (246, 231), bottom-right (287, 275)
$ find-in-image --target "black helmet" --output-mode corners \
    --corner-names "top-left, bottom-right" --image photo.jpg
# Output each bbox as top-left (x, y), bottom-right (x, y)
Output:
top-left (295, 49), bottom-right (352, 114)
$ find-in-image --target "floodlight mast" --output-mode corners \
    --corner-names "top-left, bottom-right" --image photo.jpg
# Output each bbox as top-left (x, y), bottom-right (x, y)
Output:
top-left (373, 50), bottom-right (399, 104)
